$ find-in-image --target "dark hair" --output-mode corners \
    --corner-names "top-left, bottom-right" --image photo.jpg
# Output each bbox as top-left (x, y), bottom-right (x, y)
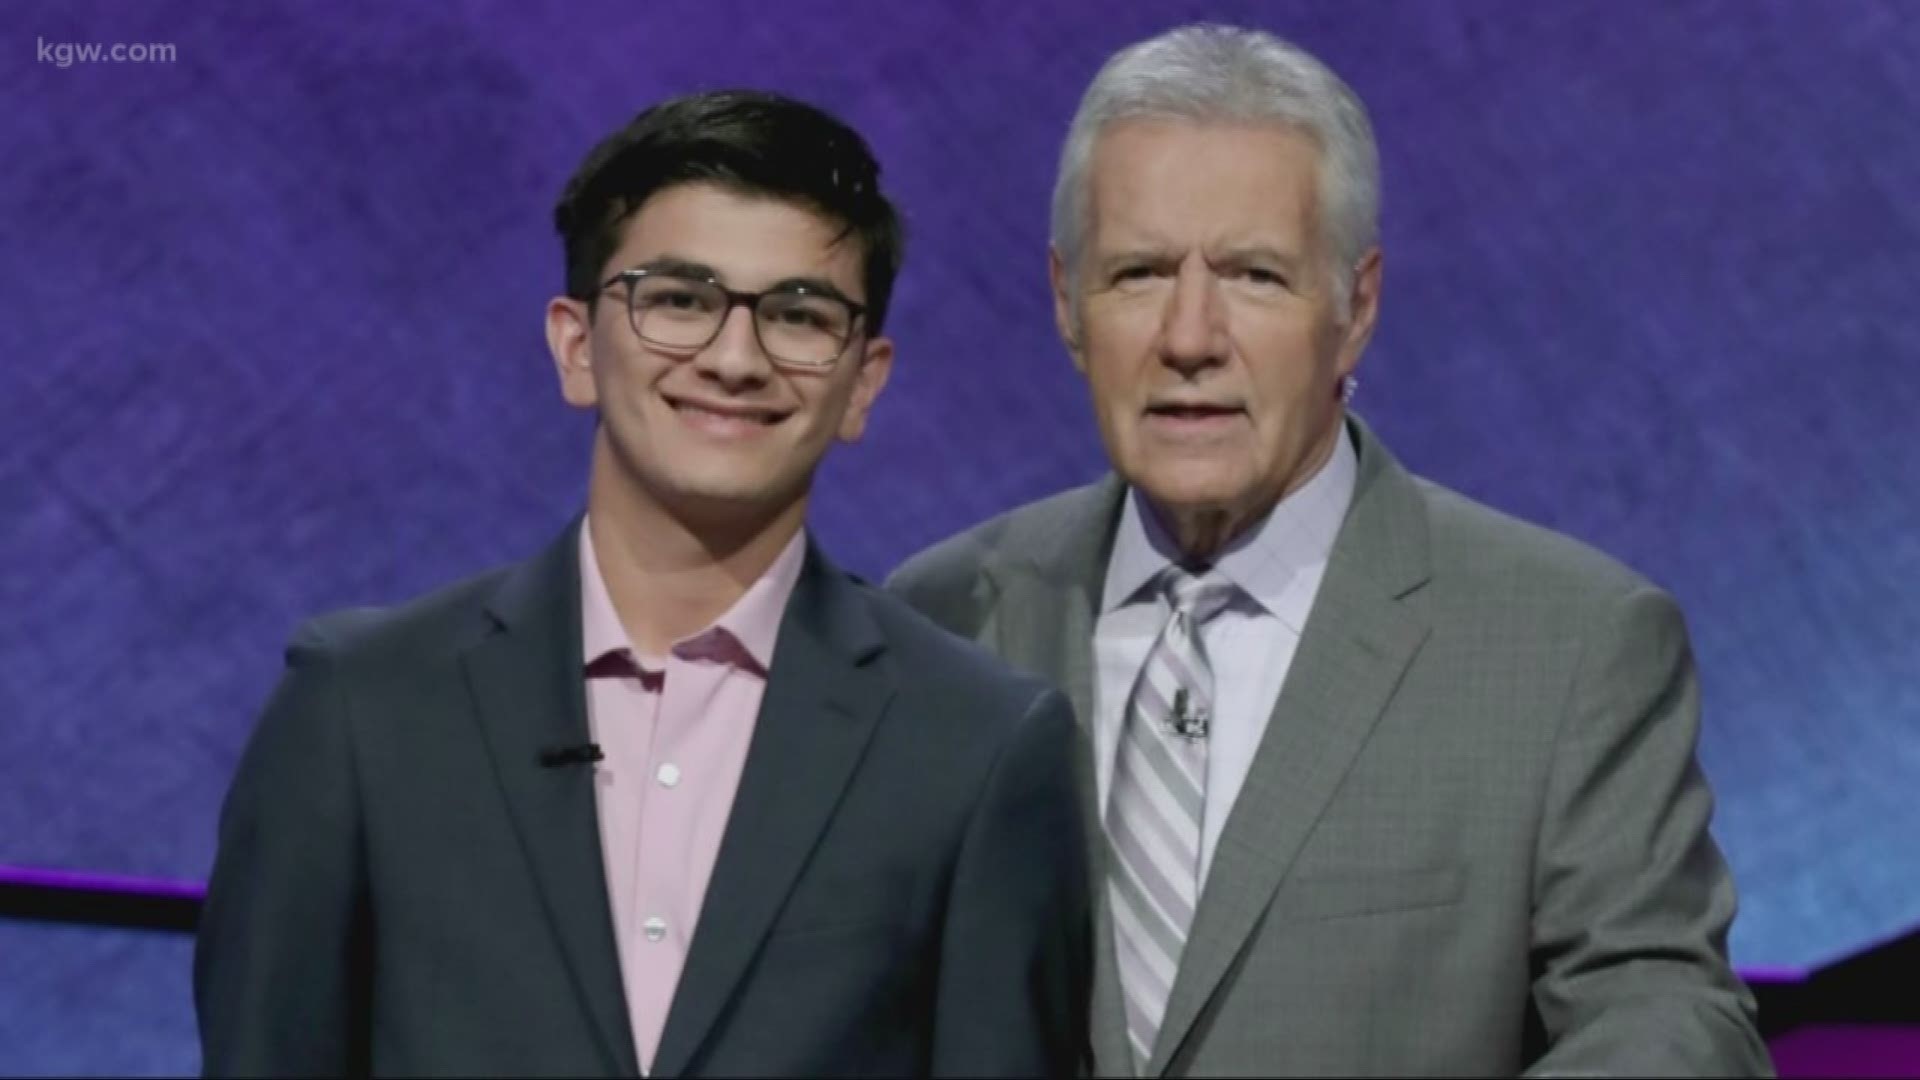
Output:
top-left (554, 89), bottom-right (905, 333)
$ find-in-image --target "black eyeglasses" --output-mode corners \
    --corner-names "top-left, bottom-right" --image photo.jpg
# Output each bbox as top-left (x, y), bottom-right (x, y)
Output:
top-left (598, 268), bottom-right (868, 370)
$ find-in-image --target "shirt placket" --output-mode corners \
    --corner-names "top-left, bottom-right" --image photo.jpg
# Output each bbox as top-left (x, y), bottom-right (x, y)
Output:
top-left (633, 651), bottom-right (700, 953)
top-left (600, 657), bottom-right (660, 1057)
top-left (595, 657), bottom-right (664, 973)
top-left (625, 635), bottom-right (732, 1068)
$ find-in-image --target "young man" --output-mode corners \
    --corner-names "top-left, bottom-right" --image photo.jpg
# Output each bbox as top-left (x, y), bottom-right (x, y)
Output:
top-left (196, 90), bottom-right (1090, 1077)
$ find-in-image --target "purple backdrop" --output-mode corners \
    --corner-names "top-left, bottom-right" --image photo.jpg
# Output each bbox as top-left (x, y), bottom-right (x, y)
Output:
top-left (4, 0), bottom-right (1918, 1072)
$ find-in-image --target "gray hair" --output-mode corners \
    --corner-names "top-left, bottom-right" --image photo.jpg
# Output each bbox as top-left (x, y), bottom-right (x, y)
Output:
top-left (1050, 24), bottom-right (1380, 305)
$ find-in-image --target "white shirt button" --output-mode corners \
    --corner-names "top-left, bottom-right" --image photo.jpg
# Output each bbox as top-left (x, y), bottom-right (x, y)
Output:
top-left (656, 762), bottom-right (681, 788)
top-left (643, 916), bottom-right (667, 942)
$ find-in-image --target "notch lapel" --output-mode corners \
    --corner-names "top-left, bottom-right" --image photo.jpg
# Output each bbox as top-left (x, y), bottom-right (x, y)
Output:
top-left (1146, 421), bottom-right (1435, 1076)
top-left (649, 544), bottom-right (894, 1078)
top-left (989, 473), bottom-right (1125, 783)
top-left (462, 520), bottom-right (639, 1077)
top-left (991, 476), bottom-right (1134, 1075)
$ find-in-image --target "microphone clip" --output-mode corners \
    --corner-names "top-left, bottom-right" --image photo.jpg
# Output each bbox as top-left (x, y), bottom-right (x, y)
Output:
top-left (1166, 688), bottom-right (1209, 741)
top-left (539, 743), bottom-right (605, 768)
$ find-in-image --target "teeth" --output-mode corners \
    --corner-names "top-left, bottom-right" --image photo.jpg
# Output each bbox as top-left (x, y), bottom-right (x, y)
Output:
top-left (675, 401), bottom-right (779, 424)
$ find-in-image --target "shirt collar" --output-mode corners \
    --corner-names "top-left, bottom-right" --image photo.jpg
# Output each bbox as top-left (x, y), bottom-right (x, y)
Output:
top-left (1101, 422), bottom-right (1358, 633)
top-left (579, 514), bottom-right (807, 675)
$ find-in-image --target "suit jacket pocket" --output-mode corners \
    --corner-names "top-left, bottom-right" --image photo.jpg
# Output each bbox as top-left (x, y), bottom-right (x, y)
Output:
top-left (1270, 864), bottom-right (1465, 925)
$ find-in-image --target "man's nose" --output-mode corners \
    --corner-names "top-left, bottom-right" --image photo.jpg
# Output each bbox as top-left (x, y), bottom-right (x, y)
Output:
top-left (1158, 259), bottom-right (1227, 375)
top-left (691, 303), bottom-right (774, 388)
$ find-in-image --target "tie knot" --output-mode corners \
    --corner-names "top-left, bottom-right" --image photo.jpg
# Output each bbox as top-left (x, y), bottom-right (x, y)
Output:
top-left (1161, 566), bottom-right (1235, 625)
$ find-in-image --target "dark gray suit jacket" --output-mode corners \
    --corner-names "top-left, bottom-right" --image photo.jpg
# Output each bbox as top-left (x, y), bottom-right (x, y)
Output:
top-left (195, 521), bottom-right (1091, 1077)
top-left (888, 417), bottom-right (1771, 1077)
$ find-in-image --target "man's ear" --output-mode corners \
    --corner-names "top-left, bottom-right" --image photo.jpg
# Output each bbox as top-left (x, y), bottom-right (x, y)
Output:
top-left (546, 296), bottom-right (599, 409)
top-left (1335, 247), bottom-right (1383, 381)
top-left (1049, 246), bottom-right (1087, 375)
top-left (836, 334), bottom-right (895, 443)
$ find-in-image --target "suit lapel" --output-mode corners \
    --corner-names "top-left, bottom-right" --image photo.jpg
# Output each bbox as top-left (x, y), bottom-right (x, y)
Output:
top-left (649, 543), bottom-right (893, 1078)
top-left (1147, 419), bottom-right (1434, 1075)
top-left (989, 473), bottom-right (1125, 788)
top-left (462, 520), bottom-right (639, 1077)
top-left (989, 477), bottom-right (1134, 1075)
top-left (993, 565), bottom-right (1098, 784)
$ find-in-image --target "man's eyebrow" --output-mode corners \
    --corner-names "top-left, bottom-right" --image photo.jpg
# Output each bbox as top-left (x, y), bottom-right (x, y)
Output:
top-left (1213, 244), bottom-right (1306, 271)
top-left (766, 275), bottom-right (858, 303)
top-left (631, 255), bottom-right (722, 281)
top-left (623, 260), bottom-right (855, 302)
top-left (1093, 247), bottom-right (1177, 270)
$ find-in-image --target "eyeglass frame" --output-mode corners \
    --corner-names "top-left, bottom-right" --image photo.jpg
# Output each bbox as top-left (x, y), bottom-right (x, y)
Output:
top-left (596, 267), bottom-right (871, 370)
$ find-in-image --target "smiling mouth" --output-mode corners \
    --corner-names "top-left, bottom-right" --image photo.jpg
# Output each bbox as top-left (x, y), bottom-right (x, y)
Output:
top-left (664, 395), bottom-right (791, 427)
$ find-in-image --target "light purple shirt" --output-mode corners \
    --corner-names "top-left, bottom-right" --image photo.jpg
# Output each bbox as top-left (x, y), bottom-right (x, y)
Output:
top-left (1094, 428), bottom-right (1357, 885)
top-left (578, 517), bottom-right (806, 1075)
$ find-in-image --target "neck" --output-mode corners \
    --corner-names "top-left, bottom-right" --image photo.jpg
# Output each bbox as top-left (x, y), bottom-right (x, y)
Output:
top-left (585, 432), bottom-right (807, 656)
top-left (1159, 410), bottom-right (1345, 561)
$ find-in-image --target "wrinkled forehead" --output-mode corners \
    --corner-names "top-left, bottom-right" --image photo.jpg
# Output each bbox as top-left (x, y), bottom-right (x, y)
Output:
top-left (1084, 119), bottom-right (1325, 252)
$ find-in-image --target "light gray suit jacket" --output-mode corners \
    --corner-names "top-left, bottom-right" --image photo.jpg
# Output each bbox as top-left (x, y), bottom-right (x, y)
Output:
top-left (888, 417), bottom-right (1770, 1077)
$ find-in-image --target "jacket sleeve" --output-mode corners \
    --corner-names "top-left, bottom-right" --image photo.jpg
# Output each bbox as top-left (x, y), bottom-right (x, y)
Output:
top-left (195, 626), bottom-right (372, 1076)
top-left (1525, 586), bottom-right (1773, 1077)
top-left (929, 687), bottom-right (1093, 1077)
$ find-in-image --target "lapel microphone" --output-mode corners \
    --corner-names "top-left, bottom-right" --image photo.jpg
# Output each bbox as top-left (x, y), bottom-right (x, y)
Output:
top-left (1168, 688), bottom-right (1210, 740)
top-left (538, 743), bottom-right (604, 768)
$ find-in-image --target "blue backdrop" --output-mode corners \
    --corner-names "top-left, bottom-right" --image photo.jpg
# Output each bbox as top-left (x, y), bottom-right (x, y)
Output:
top-left (4, 0), bottom-right (1917, 1072)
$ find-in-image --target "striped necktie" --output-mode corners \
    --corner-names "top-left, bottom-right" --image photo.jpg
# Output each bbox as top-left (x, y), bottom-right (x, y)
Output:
top-left (1106, 566), bottom-right (1236, 1072)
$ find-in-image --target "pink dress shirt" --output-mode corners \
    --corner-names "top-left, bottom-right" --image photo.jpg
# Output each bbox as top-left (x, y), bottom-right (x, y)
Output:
top-left (578, 517), bottom-right (806, 1075)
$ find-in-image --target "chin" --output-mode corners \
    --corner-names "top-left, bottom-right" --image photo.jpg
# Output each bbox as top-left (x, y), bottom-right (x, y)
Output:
top-left (668, 465), bottom-right (816, 519)
top-left (1131, 460), bottom-right (1253, 515)
top-left (666, 475), bottom-right (780, 509)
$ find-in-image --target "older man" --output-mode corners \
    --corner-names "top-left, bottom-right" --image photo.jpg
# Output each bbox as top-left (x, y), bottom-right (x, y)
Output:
top-left (891, 23), bottom-right (1770, 1078)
